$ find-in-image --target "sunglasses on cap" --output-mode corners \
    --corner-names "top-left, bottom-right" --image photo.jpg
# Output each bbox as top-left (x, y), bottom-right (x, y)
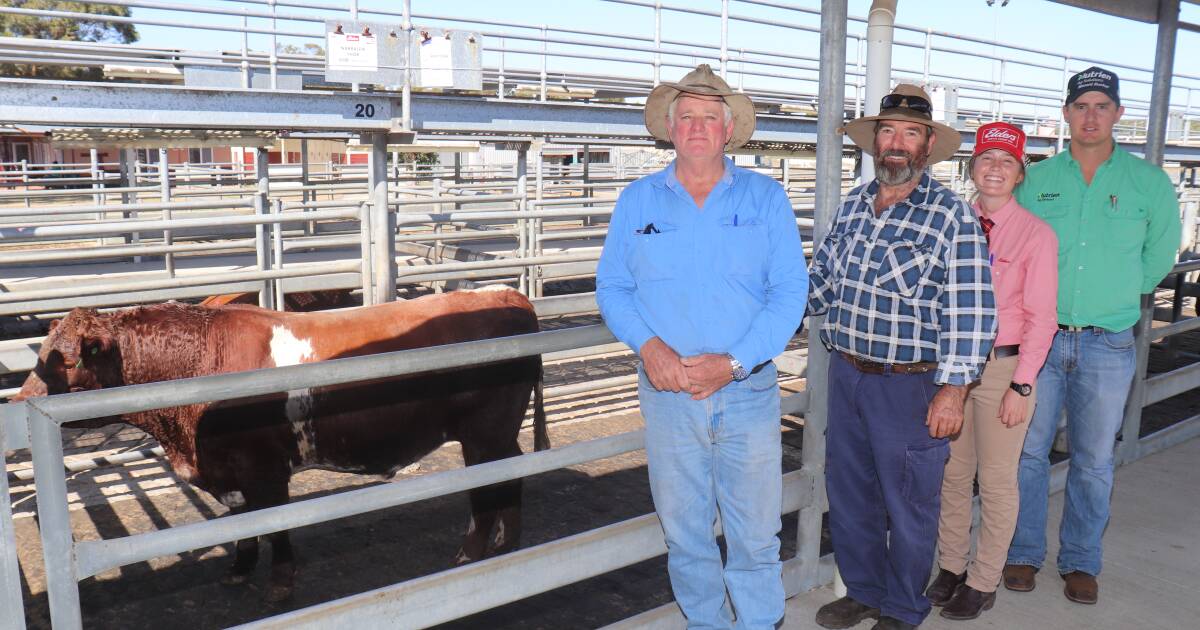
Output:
top-left (880, 93), bottom-right (933, 115)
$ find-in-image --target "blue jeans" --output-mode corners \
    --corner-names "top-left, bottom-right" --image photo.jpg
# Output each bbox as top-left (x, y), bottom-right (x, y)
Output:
top-left (638, 363), bottom-right (784, 630)
top-left (1007, 327), bottom-right (1136, 576)
top-left (826, 352), bottom-right (946, 627)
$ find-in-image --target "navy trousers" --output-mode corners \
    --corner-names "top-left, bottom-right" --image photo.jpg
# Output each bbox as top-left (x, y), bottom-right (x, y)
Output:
top-left (826, 352), bottom-right (949, 626)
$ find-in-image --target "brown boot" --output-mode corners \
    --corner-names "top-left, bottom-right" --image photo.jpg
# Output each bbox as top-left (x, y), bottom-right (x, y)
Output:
top-left (815, 596), bottom-right (880, 629)
top-left (1062, 571), bottom-right (1098, 604)
top-left (940, 584), bottom-right (997, 620)
top-left (1002, 564), bottom-right (1036, 592)
top-left (925, 568), bottom-right (966, 606)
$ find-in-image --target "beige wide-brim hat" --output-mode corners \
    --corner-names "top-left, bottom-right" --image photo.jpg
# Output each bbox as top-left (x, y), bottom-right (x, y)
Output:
top-left (645, 64), bottom-right (756, 150)
top-left (841, 83), bottom-right (962, 164)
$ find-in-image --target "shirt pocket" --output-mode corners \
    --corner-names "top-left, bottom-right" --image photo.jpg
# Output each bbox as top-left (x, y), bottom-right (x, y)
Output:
top-left (819, 231), bottom-right (853, 283)
top-left (630, 222), bottom-right (686, 282)
top-left (1104, 197), bottom-right (1148, 254)
top-left (874, 240), bottom-right (932, 298)
top-left (718, 220), bottom-right (769, 277)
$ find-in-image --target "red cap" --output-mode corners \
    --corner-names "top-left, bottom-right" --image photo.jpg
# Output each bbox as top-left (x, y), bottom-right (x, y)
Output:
top-left (973, 122), bottom-right (1025, 162)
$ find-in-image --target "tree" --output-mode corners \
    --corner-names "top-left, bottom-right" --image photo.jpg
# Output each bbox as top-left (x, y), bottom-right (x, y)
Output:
top-left (0, 1), bottom-right (139, 80)
top-left (276, 42), bottom-right (325, 57)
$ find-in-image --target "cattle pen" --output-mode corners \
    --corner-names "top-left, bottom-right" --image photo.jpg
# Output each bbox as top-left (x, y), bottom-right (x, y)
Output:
top-left (3, 1), bottom-right (1200, 629)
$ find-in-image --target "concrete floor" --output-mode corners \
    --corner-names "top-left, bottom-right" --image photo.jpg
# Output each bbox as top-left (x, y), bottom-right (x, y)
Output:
top-left (783, 436), bottom-right (1200, 630)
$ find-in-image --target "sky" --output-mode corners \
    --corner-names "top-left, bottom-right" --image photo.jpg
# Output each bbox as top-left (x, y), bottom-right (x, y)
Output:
top-left (124, 0), bottom-right (1200, 122)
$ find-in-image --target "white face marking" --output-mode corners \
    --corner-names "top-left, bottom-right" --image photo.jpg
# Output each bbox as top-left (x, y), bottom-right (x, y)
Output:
top-left (468, 285), bottom-right (514, 293)
top-left (269, 325), bottom-right (319, 464)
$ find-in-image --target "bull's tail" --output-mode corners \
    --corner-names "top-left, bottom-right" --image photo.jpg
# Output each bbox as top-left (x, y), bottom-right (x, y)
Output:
top-left (533, 366), bottom-right (550, 452)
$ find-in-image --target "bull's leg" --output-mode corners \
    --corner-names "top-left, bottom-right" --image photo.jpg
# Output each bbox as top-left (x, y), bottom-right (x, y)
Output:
top-left (264, 530), bottom-right (296, 603)
top-left (488, 478), bottom-right (524, 556)
top-left (218, 501), bottom-right (260, 586)
top-left (456, 485), bottom-right (501, 565)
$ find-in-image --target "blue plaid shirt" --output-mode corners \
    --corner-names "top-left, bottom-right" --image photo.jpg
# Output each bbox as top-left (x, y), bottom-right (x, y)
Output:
top-left (808, 172), bottom-right (996, 385)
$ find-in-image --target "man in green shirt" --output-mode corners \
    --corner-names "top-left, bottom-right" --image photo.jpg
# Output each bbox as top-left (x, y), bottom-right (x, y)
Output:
top-left (1004, 66), bottom-right (1181, 605)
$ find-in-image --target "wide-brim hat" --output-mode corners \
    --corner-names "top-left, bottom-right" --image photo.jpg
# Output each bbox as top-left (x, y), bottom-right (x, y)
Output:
top-left (645, 64), bottom-right (756, 150)
top-left (841, 84), bottom-right (962, 164)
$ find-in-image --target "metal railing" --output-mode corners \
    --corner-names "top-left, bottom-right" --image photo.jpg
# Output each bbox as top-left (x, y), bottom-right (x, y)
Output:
top-left (2, 1), bottom-right (1200, 145)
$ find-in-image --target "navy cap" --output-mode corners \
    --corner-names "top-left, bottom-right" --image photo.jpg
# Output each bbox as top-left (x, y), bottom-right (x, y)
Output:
top-left (1066, 66), bottom-right (1120, 107)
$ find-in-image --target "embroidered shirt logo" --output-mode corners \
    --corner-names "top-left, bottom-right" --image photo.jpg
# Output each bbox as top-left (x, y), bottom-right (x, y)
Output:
top-left (1037, 192), bottom-right (1061, 202)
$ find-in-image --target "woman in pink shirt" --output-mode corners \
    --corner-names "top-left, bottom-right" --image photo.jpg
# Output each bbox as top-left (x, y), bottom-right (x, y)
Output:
top-left (925, 122), bottom-right (1059, 621)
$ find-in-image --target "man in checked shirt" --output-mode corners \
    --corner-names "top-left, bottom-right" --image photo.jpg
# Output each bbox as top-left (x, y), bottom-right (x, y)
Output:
top-left (810, 85), bottom-right (997, 630)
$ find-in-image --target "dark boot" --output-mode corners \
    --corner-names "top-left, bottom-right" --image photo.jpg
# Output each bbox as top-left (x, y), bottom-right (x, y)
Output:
top-left (940, 584), bottom-right (996, 620)
top-left (1002, 563), bottom-right (1037, 592)
top-left (1062, 571), bottom-right (1098, 604)
top-left (925, 568), bottom-right (966, 606)
top-left (815, 596), bottom-right (880, 629)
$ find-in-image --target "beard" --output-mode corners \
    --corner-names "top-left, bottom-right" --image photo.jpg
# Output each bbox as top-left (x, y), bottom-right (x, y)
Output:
top-left (875, 149), bottom-right (928, 186)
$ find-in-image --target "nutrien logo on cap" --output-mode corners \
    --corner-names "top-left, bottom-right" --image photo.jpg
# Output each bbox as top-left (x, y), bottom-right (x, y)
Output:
top-left (981, 127), bottom-right (1019, 146)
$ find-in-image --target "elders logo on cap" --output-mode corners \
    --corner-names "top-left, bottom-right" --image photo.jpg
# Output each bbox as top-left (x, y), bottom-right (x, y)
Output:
top-left (973, 121), bottom-right (1026, 161)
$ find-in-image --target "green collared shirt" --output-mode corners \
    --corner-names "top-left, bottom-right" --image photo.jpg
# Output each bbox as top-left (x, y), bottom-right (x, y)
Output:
top-left (1015, 143), bottom-right (1181, 332)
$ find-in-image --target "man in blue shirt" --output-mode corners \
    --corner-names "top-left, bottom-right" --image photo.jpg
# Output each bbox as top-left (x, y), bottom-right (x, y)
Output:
top-left (596, 64), bottom-right (809, 629)
top-left (810, 85), bottom-right (996, 630)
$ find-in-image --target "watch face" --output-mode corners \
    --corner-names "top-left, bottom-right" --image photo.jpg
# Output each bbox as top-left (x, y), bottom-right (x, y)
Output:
top-left (1011, 382), bottom-right (1032, 396)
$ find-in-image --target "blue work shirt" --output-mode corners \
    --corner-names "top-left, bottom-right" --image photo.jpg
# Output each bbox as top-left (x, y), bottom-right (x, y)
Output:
top-left (596, 157), bottom-right (809, 370)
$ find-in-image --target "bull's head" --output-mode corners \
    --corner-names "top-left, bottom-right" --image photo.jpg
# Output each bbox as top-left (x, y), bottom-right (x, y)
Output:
top-left (14, 308), bottom-right (122, 401)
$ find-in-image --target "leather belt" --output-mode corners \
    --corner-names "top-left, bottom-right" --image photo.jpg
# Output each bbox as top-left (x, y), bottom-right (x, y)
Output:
top-left (838, 352), bottom-right (936, 375)
top-left (992, 344), bottom-right (1020, 359)
top-left (1058, 324), bottom-right (1097, 332)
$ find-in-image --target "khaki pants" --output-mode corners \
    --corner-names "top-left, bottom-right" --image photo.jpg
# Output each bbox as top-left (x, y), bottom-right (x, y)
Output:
top-left (936, 354), bottom-right (1034, 592)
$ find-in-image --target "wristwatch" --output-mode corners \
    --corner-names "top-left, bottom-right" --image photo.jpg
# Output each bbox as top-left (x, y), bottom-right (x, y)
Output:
top-left (729, 356), bottom-right (750, 382)
top-left (1009, 382), bottom-right (1032, 397)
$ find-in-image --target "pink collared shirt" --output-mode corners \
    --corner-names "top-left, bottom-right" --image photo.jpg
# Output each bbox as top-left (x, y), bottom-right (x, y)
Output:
top-left (975, 196), bottom-right (1059, 385)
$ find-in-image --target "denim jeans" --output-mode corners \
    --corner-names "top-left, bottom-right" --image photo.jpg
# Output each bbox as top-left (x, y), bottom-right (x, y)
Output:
top-left (1007, 327), bottom-right (1136, 576)
top-left (638, 363), bottom-right (784, 630)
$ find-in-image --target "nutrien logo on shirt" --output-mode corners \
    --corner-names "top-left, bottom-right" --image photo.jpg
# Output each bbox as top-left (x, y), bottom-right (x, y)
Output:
top-left (1037, 192), bottom-right (1061, 202)
top-left (981, 127), bottom-right (1020, 147)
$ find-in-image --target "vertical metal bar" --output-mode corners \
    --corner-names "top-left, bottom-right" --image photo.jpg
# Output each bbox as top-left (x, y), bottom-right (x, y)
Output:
top-left (533, 142), bottom-right (545, 297)
top-left (20, 158), bottom-right (29, 208)
top-left (998, 59), bottom-right (1007, 122)
top-left (402, 0), bottom-right (413, 130)
top-left (272, 197), bottom-right (286, 309)
top-left (582, 144), bottom-right (592, 226)
top-left (720, 0), bottom-right (729, 78)
top-left (0, 406), bottom-right (27, 630)
top-left (254, 147), bottom-right (275, 310)
top-left (121, 149), bottom-right (142, 261)
top-left (301, 138), bottom-right (313, 236)
top-left (28, 401), bottom-right (83, 630)
top-left (1146, 0), bottom-right (1180, 166)
top-left (358, 200), bottom-right (375, 305)
top-left (269, 0), bottom-right (279, 90)
top-left (1184, 88), bottom-right (1193, 143)
top-left (516, 145), bottom-right (529, 295)
top-left (1058, 56), bottom-right (1070, 153)
top-left (432, 177), bottom-right (444, 292)
top-left (369, 133), bottom-right (396, 302)
top-left (653, 2), bottom-right (662, 86)
top-left (782, 158), bottom-right (791, 193)
top-left (796, 0), bottom-right (846, 595)
top-left (854, 36), bottom-right (863, 118)
top-left (159, 148), bottom-right (175, 277)
top-left (922, 27), bottom-right (931, 85)
top-left (1119, 295), bottom-right (1155, 464)
top-left (540, 25), bottom-right (548, 102)
top-left (862, 0), bottom-right (896, 184)
top-left (90, 148), bottom-right (104, 244)
top-left (241, 15), bottom-right (250, 89)
top-left (498, 38), bottom-right (507, 100)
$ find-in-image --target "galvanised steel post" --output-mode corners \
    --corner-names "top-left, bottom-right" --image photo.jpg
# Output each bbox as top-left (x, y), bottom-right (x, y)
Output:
top-left (269, 0), bottom-right (278, 90)
top-left (272, 197), bottom-right (286, 309)
top-left (654, 2), bottom-right (662, 85)
top-left (241, 15), bottom-right (250, 89)
top-left (0, 409), bottom-right (26, 630)
top-left (1122, 0), bottom-right (1180, 463)
top-left (861, 0), bottom-right (896, 183)
top-left (28, 400), bottom-right (84, 630)
top-left (1146, 0), bottom-right (1180, 167)
top-left (159, 148), bottom-right (175, 277)
top-left (301, 138), bottom-right (313, 236)
top-left (358, 200), bottom-right (376, 305)
top-left (120, 148), bottom-right (139, 257)
top-left (1058, 55), bottom-right (1070, 153)
top-left (540, 25), bottom-right (549, 102)
top-left (922, 27), bottom-right (931, 85)
top-left (369, 132), bottom-right (396, 301)
top-left (402, 0), bottom-right (412, 130)
top-left (254, 147), bottom-right (276, 310)
top-left (720, 0), bottom-right (729, 78)
top-left (516, 145), bottom-right (529, 294)
top-left (794, 0), bottom-right (846, 595)
top-left (534, 141), bottom-right (545, 297)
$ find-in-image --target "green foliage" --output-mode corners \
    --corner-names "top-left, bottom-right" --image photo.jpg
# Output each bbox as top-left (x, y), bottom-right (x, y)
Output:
top-left (412, 152), bottom-right (439, 165)
top-left (0, 1), bottom-right (139, 80)
top-left (276, 42), bottom-right (325, 56)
